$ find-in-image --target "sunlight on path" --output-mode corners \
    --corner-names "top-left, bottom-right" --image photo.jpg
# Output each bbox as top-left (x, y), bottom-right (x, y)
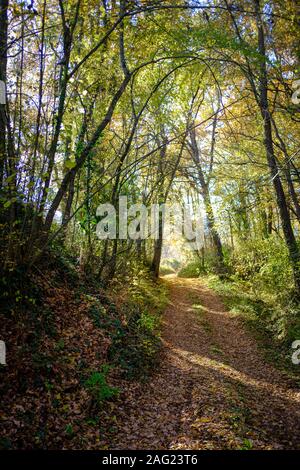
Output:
top-left (109, 276), bottom-right (300, 450)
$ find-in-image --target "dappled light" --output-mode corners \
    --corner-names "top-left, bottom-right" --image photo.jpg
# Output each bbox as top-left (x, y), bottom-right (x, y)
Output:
top-left (0, 0), bottom-right (300, 456)
top-left (108, 277), bottom-right (300, 450)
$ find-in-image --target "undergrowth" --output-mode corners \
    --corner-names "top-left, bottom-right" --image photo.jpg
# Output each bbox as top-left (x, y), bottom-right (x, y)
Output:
top-left (178, 261), bottom-right (206, 278)
top-left (205, 274), bottom-right (300, 381)
top-left (0, 246), bottom-right (169, 449)
top-left (87, 269), bottom-right (168, 380)
top-left (84, 366), bottom-right (120, 405)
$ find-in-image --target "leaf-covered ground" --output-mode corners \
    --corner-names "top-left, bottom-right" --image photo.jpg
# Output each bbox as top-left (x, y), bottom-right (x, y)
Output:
top-left (2, 274), bottom-right (300, 449)
top-left (0, 264), bottom-right (166, 450)
top-left (106, 276), bottom-right (300, 450)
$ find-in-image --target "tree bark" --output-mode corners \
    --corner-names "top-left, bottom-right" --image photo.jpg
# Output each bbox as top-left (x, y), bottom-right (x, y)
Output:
top-left (189, 126), bottom-right (225, 272)
top-left (151, 210), bottom-right (163, 278)
top-left (0, 0), bottom-right (8, 188)
top-left (254, 0), bottom-right (300, 290)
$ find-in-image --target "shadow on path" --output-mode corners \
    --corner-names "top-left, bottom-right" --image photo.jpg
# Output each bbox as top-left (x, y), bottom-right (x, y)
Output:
top-left (109, 276), bottom-right (300, 450)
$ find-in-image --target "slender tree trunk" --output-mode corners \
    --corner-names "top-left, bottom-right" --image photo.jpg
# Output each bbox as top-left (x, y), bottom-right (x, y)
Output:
top-left (189, 127), bottom-right (225, 272)
top-left (39, 40), bottom-right (71, 213)
top-left (104, 238), bottom-right (118, 283)
top-left (151, 209), bottom-right (163, 278)
top-left (203, 191), bottom-right (224, 270)
top-left (254, 0), bottom-right (300, 291)
top-left (286, 163), bottom-right (300, 224)
top-left (0, 0), bottom-right (8, 188)
top-left (271, 116), bottom-right (300, 224)
top-left (61, 170), bottom-right (76, 240)
top-left (43, 74), bottom-right (131, 235)
top-left (150, 136), bottom-right (167, 278)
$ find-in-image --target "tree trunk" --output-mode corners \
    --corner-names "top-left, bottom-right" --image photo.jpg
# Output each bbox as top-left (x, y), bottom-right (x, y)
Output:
top-left (286, 163), bottom-right (300, 224)
top-left (61, 170), bottom-right (76, 240)
top-left (189, 127), bottom-right (225, 272)
top-left (203, 191), bottom-right (224, 271)
top-left (151, 210), bottom-right (163, 278)
top-left (254, 0), bottom-right (300, 291)
top-left (0, 0), bottom-right (8, 188)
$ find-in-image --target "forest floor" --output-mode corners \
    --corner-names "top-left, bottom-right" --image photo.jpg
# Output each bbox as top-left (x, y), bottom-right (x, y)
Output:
top-left (108, 275), bottom-right (300, 450)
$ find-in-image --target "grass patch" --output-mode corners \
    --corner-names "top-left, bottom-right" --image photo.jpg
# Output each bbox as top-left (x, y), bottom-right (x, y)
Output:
top-left (205, 275), bottom-right (300, 381)
top-left (192, 303), bottom-right (206, 313)
top-left (178, 261), bottom-right (205, 278)
top-left (160, 265), bottom-right (176, 275)
top-left (88, 270), bottom-right (169, 380)
top-left (210, 344), bottom-right (224, 355)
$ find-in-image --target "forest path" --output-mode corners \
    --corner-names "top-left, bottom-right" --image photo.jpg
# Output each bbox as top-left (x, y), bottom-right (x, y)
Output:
top-left (110, 276), bottom-right (300, 450)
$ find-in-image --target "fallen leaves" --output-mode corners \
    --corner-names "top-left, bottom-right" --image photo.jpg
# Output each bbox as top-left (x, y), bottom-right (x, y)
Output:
top-left (104, 277), bottom-right (300, 450)
top-left (1, 275), bottom-right (300, 450)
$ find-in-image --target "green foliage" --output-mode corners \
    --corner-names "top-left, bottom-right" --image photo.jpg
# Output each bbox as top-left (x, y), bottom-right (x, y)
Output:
top-left (229, 237), bottom-right (293, 296)
top-left (47, 243), bottom-right (79, 285)
top-left (2, 0), bottom-right (300, 450)
top-left (204, 235), bottom-right (300, 373)
top-left (159, 265), bottom-right (176, 275)
top-left (84, 366), bottom-right (119, 405)
top-left (88, 302), bottom-right (109, 329)
top-left (112, 272), bottom-right (167, 379)
top-left (177, 247), bottom-right (227, 278)
top-left (206, 274), bottom-right (300, 377)
top-left (178, 261), bottom-right (205, 278)
top-left (85, 268), bottom-right (168, 380)
top-left (110, 306), bottom-right (162, 380)
top-left (65, 424), bottom-right (74, 437)
top-left (239, 438), bottom-right (254, 451)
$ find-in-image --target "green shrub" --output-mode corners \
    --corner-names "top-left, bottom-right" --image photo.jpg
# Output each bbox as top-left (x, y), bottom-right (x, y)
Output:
top-left (206, 274), bottom-right (300, 375)
top-left (109, 272), bottom-right (167, 379)
top-left (159, 265), bottom-right (175, 275)
top-left (87, 269), bottom-right (168, 380)
top-left (178, 261), bottom-right (203, 278)
top-left (85, 366), bottom-right (119, 405)
top-left (229, 236), bottom-right (293, 296)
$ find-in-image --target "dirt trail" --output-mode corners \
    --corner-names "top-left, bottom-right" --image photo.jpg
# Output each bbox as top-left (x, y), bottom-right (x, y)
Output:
top-left (110, 276), bottom-right (300, 450)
